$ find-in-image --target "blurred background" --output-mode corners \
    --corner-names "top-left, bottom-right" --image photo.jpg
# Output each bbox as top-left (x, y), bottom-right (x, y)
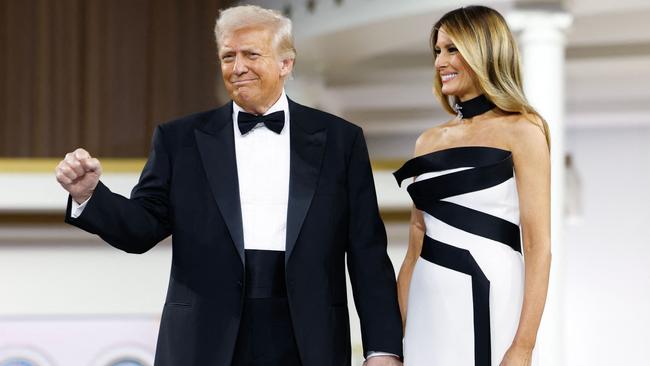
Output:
top-left (1, 0), bottom-right (649, 365)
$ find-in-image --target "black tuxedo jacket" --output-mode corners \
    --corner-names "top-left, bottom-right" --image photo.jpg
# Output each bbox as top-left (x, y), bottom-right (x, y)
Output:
top-left (66, 99), bottom-right (403, 365)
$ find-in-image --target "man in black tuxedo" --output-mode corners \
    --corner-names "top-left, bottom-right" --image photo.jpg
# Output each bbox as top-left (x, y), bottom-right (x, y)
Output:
top-left (56, 5), bottom-right (402, 366)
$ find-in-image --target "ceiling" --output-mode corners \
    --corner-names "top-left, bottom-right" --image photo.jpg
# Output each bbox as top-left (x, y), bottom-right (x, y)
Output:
top-left (245, 0), bottom-right (650, 137)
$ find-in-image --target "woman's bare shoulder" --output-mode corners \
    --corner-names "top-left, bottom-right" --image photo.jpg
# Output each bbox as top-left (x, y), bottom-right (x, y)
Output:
top-left (500, 113), bottom-right (549, 158)
top-left (414, 119), bottom-right (455, 155)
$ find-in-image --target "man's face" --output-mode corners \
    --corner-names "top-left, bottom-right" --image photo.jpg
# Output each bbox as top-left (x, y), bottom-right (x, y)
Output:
top-left (219, 26), bottom-right (293, 114)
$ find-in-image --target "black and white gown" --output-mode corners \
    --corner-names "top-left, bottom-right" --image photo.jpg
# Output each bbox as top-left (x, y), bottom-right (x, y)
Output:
top-left (394, 146), bottom-right (536, 366)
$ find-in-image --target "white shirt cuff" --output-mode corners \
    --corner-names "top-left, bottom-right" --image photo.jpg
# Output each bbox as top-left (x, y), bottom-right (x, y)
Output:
top-left (366, 351), bottom-right (399, 359)
top-left (70, 197), bottom-right (91, 218)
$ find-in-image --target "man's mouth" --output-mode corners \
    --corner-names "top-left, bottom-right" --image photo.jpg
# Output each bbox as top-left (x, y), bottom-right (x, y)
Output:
top-left (232, 79), bottom-right (256, 85)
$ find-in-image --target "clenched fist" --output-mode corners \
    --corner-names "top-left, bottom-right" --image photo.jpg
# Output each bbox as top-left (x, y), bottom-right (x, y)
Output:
top-left (55, 148), bottom-right (103, 204)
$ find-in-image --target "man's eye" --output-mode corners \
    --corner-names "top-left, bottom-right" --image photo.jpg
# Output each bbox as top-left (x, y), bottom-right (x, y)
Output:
top-left (222, 55), bottom-right (234, 62)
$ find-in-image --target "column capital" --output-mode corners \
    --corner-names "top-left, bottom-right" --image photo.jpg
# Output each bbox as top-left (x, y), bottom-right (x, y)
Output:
top-left (507, 10), bottom-right (573, 44)
top-left (507, 9), bottom-right (573, 33)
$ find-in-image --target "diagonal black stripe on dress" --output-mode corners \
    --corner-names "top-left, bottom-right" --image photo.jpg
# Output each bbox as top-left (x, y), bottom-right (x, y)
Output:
top-left (394, 146), bottom-right (533, 366)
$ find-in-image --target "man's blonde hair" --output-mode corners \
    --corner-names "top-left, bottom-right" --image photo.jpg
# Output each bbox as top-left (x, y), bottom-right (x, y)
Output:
top-left (215, 5), bottom-right (296, 62)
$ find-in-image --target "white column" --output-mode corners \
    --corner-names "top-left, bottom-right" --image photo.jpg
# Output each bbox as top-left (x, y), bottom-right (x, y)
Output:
top-left (285, 65), bottom-right (342, 115)
top-left (507, 10), bottom-right (572, 366)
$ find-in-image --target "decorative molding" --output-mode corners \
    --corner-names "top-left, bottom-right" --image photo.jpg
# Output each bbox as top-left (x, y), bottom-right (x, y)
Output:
top-left (0, 158), bottom-right (405, 173)
top-left (0, 210), bottom-right (411, 226)
top-left (0, 159), bottom-right (146, 173)
top-left (0, 213), bottom-right (65, 225)
top-left (380, 209), bottom-right (410, 223)
top-left (371, 160), bottom-right (404, 171)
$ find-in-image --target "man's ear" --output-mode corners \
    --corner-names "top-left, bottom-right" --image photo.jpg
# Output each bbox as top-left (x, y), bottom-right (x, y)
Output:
top-left (279, 57), bottom-right (295, 78)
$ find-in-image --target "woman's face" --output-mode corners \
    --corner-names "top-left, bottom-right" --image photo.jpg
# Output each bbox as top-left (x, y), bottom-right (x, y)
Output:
top-left (434, 28), bottom-right (479, 101)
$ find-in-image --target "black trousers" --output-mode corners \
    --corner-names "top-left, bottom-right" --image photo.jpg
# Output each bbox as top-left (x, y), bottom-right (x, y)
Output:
top-left (232, 250), bottom-right (302, 366)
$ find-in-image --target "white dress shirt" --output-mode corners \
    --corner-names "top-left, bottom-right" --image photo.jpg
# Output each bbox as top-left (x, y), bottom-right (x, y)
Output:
top-left (70, 197), bottom-right (89, 218)
top-left (233, 91), bottom-right (290, 251)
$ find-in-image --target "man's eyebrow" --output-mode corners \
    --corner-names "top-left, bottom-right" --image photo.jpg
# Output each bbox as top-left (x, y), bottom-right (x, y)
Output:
top-left (240, 46), bottom-right (262, 52)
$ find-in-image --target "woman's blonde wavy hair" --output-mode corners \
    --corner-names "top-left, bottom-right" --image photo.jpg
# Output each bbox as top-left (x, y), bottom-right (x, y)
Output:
top-left (431, 5), bottom-right (550, 147)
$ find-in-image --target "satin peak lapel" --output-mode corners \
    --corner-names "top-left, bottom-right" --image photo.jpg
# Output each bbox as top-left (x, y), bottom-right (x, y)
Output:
top-left (285, 101), bottom-right (327, 263)
top-left (194, 104), bottom-right (245, 264)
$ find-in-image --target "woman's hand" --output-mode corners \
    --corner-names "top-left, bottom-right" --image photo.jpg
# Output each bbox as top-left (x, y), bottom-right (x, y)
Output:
top-left (499, 343), bottom-right (533, 366)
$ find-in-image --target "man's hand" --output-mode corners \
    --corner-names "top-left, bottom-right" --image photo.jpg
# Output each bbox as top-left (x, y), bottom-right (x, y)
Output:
top-left (55, 148), bottom-right (102, 204)
top-left (364, 355), bottom-right (402, 366)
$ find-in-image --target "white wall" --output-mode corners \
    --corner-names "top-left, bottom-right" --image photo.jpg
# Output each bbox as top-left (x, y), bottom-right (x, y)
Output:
top-left (0, 229), bottom-right (169, 365)
top-left (564, 126), bottom-right (650, 365)
top-left (0, 233), bottom-right (170, 315)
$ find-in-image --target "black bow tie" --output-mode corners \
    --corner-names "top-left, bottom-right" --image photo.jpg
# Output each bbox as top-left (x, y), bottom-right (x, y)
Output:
top-left (237, 111), bottom-right (285, 135)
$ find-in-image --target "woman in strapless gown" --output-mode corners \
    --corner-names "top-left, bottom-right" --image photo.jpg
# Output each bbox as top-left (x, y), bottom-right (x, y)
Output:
top-left (394, 6), bottom-right (551, 366)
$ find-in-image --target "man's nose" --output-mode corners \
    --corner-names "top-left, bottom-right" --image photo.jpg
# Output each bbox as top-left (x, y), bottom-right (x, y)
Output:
top-left (232, 56), bottom-right (248, 75)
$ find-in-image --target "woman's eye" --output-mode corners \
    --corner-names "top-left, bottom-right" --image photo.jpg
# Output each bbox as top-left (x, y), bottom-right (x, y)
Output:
top-left (434, 49), bottom-right (441, 55)
top-left (448, 47), bottom-right (458, 53)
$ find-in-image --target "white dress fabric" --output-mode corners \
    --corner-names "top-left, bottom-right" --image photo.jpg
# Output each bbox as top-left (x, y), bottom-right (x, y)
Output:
top-left (394, 146), bottom-right (536, 366)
